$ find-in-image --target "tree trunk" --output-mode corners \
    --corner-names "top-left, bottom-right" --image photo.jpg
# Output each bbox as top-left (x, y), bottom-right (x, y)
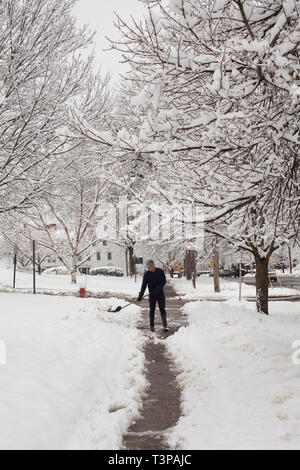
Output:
top-left (255, 256), bottom-right (269, 315)
top-left (71, 255), bottom-right (77, 285)
top-left (125, 249), bottom-right (129, 277)
top-left (288, 247), bottom-right (293, 275)
top-left (184, 254), bottom-right (189, 279)
top-left (192, 272), bottom-right (197, 289)
top-left (128, 245), bottom-right (135, 277)
top-left (191, 251), bottom-right (197, 289)
top-left (213, 245), bottom-right (221, 293)
top-left (71, 271), bottom-right (77, 284)
top-left (185, 250), bottom-right (197, 285)
top-left (185, 251), bottom-right (191, 280)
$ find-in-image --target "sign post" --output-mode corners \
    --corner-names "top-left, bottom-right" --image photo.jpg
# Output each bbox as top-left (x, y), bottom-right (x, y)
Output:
top-left (13, 244), bottom-right (18, 289)
top-left (32, 240), bottom-right (36, 294)
top-left (239, 252), bottom-right (243, 302)
top-left (288, 247), bottom-right (293, 275)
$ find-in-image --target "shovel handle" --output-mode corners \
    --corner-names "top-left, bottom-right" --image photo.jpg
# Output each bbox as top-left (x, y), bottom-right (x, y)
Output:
top-left (125, 293), bottom-right (149, 309)
top-left (113, 294), bottom-right (149, 312)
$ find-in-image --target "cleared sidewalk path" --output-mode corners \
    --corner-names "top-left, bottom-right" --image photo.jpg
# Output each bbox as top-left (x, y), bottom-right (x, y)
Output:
top-left (123, 284), bottom-right (187, 450)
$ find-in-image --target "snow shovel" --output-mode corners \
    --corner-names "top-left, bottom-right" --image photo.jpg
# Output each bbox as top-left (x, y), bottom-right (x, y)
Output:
top-left (109, 295), bottom-right (149, 313)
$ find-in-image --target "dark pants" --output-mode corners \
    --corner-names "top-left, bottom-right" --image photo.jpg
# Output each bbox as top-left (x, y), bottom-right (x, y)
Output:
top-left (149, 292), bottom-right (167, 328)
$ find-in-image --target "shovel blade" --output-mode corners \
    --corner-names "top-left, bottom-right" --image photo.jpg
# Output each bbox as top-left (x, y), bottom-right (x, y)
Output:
top-left (111, 306), bottom-right (122, 313)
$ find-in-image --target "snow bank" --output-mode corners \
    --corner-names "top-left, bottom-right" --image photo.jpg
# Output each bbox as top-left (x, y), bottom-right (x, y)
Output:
top-left (170, 276), bottom-right (300, 300)
top-left (294, 265), bottom-right (300, 275)
top-left (0, 264), bottom-right (141, 297)
top-left (0, 294), bottom-right (146, 450)
top-left (166, 300), bottom-right (300, 450)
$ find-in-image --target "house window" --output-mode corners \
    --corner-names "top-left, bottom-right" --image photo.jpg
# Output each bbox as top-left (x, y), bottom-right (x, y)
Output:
top-left (97, 252), bottom-right (101, 261)
top-left (103, 241), bottom-right (107, 246)
top-left (108, 252), bottom-right (112, 260)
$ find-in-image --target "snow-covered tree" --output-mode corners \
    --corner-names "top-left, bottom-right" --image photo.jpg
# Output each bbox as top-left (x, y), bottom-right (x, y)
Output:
top-left (101, 0), bottom-right (299, 314)
top-left (0, 0), bottom-right (95, 213)
top-left (8, 153), bottom-right (110, 284)
top-left (0, 221), bottom-right (53, 273)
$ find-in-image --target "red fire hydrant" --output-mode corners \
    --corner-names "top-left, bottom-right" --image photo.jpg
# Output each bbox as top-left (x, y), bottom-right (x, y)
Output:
top-left (79, 288), bottom-right (86, 298)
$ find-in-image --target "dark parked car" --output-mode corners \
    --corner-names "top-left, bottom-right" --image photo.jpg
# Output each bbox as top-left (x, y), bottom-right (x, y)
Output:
top-left (220, 269), bottom-right (233, 278)
top-left (232, 268), bottom-right (247, 278)
top-left (209, 269), bottom-right (234, 278)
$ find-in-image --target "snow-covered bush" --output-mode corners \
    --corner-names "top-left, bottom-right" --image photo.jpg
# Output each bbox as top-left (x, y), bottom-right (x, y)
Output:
top-left (90, 267), bottom-right (124, 277)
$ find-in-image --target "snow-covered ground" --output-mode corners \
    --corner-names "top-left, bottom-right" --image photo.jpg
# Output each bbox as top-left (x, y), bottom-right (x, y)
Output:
top-left (0, 294), bottom-right (146, 450)
top-left (0, 264), bottom-right (141, 298)
top-left (166, 300), bottom-right (300, 450)
top-left (170, 276), bottom-right (300, 300)
top-left (2, 263), bottom-right (300, 451)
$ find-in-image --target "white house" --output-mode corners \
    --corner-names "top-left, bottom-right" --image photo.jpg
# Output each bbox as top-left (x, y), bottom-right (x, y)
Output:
top-left (43, 241), bottom-right (146, 276)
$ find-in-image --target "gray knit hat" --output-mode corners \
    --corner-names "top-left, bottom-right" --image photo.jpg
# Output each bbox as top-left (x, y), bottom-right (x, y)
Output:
top-left (146, 259), bottom-right (155, 267)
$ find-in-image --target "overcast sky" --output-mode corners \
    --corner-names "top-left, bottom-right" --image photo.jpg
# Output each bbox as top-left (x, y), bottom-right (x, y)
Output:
top-left (73, 0), bottom-right (145, 81)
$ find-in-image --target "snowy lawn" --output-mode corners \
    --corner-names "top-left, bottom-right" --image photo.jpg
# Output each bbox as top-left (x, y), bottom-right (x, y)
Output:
top-left (166, 300), bottom-right (300, 450)
top-left (0, 264), bottom-right (142, 298)
top-left (0, 294), bottom-right (146, 450)
top-left (170, 276), bottom-right (300, 301)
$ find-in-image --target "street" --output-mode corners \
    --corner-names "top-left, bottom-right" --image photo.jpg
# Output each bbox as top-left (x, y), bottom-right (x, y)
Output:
top-left (234, 276), bottom-right (300, 290)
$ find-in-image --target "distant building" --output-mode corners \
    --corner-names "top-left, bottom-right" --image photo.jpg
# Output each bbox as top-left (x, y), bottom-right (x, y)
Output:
top-left (78, 242), bottom-right (127, 275)
top-left (43, 241), bottom-right (146, 276)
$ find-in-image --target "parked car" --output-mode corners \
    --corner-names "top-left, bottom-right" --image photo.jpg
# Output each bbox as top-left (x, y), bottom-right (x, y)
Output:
top-left (209, 269), bottom-right (238, 278)
top-left (172, 272), bottom-right (183, 279)
top-left (220, 269), bottom-right (233, 278)
top-left (232, 268), bottom-right (247, 278)
top-left (42, 266), bottom-right (70, 275)
top-left (90, 266), bottom-right (124, 277)
top-left (268, 270), bottom-right (278, 282)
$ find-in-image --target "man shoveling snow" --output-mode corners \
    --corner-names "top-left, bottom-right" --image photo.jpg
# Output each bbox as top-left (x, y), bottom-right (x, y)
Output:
top-left (138, 260), bottom-right (169, 333)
